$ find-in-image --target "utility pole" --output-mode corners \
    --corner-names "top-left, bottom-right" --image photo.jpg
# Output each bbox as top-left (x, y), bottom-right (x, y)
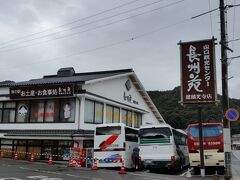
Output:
top-left (219, 0), bottom-right (232, 179)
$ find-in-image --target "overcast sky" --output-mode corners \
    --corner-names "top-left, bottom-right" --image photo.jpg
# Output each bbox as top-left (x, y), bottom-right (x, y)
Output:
top-left (0, 0), bottom-right (239, 99)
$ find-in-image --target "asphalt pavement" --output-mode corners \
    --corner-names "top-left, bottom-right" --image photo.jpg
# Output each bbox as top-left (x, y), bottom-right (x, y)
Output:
top-left (0, 158), bottom-right (230, 180)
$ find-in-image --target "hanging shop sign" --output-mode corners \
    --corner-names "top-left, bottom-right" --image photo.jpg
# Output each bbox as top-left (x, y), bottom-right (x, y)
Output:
top-left (179, 38), bottom-right (217, 104)
top-left (9, 84), bottom-right (73, 99)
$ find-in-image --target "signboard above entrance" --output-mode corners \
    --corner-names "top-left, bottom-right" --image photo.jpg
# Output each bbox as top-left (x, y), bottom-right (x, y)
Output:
top-left (9, 84), bottom-right (73, 99)
top-left (179, 38), bottom-right (217, 104)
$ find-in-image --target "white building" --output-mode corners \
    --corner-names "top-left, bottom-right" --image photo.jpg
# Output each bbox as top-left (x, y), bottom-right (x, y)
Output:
top-left (0, 67), bottom-right (164, 160)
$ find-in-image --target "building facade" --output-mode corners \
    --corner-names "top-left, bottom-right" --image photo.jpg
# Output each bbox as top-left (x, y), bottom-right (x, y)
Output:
top-left (0, 68), bottom-right (164, 160)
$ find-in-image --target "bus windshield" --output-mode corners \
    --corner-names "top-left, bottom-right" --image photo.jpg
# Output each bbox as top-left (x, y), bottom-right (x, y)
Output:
top-left (96, 126), bottom-right (121, 135)
top-left (189, 125), bottom-right (223, 138)
top-left (139, 127), bottom-right (172, 139)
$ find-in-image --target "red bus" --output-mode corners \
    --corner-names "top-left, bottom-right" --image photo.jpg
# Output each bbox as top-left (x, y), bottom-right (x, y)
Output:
top-left (186, 122), bottom-right (224, 173)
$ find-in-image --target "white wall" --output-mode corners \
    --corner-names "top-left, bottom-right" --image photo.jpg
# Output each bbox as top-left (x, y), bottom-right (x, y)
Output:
top-left (84, 76), bottom-right (149, 111)
top-left (82, 76), bottom-right (160, 129)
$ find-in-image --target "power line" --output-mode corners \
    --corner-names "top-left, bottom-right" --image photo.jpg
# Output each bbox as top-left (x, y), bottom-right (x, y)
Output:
top-left (0, 0), bottom-right (166, 50)
top-left (228, 38), bottom-right (240, 43)
top-left (0, 0), bottom-right (141, 46)
top-left (191, 7), bottom-right (219, 19)
top-left (0, 14), bottom-right (192, 71)
top-left (0, 0), bottom-right (184, 53)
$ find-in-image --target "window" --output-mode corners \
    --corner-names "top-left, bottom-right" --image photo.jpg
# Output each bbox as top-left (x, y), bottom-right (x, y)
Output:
top-left (84, 100), bottom-right (94, 123)
top-left (96, 126), bottom-right (121, 135)
top-left (44, 100), bottom-right (59, 122)
top-left (127, 111), bottom-right (132, 127)
top-left (83, 140), bottom-right (94, 148)
top-left (106, 105), bottom-right (113, 123)
top-left (134, 112), bottom-right (142, 128)
top-left (106, 105), bottom-right (120, 123)
top-left (172, 129), bottom-right (187, 145)
top-left (59, 99), bottom-right (75, 122)
top-left (121, 109), bottom-right (132, 127)
top-left (139, 127), bottom-right (172, 144)
top-left (30, 101), bottom-right (44, 122)
top-left (84, 99), bottom-right (103, 124)
top-left (0, 103), bottom-right (2, 122)
top-left (95, 102), bottom-right (103, 124)
top-left (121, 109), bottom-right (127, 125)
top-left (189, 125), bottom-right (223, 138)
top-left (0, 98), bottom-right (75, 124)
top-left (2, 102), bottom-right (16, 123)
top-left (113, 107), bottom-right (120, 123)
top-left (16, 101), bottom-right (30, 123)
top-left (125, 127), bottom-right (138, 142)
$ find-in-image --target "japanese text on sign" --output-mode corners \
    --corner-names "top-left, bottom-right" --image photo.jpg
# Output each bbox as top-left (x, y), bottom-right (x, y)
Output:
top-left (180, 38), bottom-right (217, 104)
top-left (10, 84), bottom-right (73, 99)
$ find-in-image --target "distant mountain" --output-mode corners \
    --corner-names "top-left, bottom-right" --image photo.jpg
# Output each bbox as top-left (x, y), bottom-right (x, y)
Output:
top-left (147, 86), bottom-right (240, 134)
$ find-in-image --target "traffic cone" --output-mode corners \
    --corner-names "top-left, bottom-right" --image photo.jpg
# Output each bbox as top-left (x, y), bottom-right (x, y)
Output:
top-left (91, 158), bottom-right (98, 170)
top-left (0, 151), bottom-right (3, 159)
top-left (29, 153), bottom-right (35, 163)
top-left (13, 152), bottom-right (19, 160)
top-left (119, 158), bottom-right (126, 174)
top-left (186, 168), bottom-right (192, 178)
top-left (48, 155), bottom-right (53, 166)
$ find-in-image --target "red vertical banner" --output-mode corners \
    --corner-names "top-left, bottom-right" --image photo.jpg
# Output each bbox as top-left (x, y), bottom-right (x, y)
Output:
top-left (180, 38), bottom-right (217, 104)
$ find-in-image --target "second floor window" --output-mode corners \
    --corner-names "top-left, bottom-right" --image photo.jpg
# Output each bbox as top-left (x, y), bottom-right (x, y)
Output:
top-left (84, 99), bottom-right (103, 124)
top-left (0, 99), bottom-right (75, 123)
top-left (106, 105), bottom-right (120, 123)
top-left (0, 102), bottom-right (16, 123)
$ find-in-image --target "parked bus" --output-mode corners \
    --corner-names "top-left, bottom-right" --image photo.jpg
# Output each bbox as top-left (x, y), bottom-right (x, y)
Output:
top-left (94, 123), bottom-right (139, 169)
top-left (139, 124), bottom-right (189, 172)
top-left (186, 122), bottom-right (224, 173)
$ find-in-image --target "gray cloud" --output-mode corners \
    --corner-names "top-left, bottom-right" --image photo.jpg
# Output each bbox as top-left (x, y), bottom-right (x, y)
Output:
top-left (0, 0), bottom-right (239, 99)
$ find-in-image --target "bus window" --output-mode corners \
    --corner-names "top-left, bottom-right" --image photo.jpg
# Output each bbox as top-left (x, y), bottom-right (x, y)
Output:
top-left (96, 126), bottom-right (121, 135)
top-left (172, 129), bottom-right (187, 146)
top-left (140, 127), bottom-right (172, 139)
top-left (125, 127), bottom-right (138, 142)
top-left (189, 125), bottom-right (223, 138)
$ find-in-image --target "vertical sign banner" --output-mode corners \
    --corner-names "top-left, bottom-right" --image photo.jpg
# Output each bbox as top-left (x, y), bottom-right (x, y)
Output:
top-left (180, 38), bottom-right (217, 104)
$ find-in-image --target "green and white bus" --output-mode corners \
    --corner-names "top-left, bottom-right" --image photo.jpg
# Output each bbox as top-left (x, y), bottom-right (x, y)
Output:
top-left (139, 124), bottom-right (189, 171)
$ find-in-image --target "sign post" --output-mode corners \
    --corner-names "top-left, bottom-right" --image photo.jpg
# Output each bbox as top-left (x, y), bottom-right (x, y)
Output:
top-left (179, 37), bottom-right (217, 177)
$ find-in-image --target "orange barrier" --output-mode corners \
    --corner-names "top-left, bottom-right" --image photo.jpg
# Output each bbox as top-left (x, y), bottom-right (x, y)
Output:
top-left (91, 158), bottom-right (98, 170)
top-left (0, 151), bottom-right (3, 159)
top-left (13, 152), bottom-right (19, 160)
top-left (48, 155), bottom-right (53, 165)
top-left (29, 153), bottom-right (35, 163)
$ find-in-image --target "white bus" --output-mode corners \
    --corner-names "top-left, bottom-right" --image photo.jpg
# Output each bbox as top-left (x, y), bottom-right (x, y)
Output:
top-left (94, 123), bottom-right (139, 169)
top-left (139, 124), bottom-right (189, 172)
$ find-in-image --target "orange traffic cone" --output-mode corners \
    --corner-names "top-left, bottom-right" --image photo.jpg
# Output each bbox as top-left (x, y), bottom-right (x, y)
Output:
top-left (48, 155), bottom-right (53, 165)
top-left (91, 158), bottom-right (98, 170)
top-left (0, 151), bottom-right (3, 159)
top-left (30, 153), bottom-right (35, 163)
top-left (13, 152), bottom-right (19, 160)
top-left (119, 158), bottom-right (125, 174)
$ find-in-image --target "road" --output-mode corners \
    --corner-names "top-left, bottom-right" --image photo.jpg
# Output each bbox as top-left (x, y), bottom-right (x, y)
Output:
top-left (0, 158), bottom-right (220, 180)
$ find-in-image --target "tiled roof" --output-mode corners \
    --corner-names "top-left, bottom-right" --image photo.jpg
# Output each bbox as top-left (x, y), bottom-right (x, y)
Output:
top-left (0, 68), bottom-right (133, 87)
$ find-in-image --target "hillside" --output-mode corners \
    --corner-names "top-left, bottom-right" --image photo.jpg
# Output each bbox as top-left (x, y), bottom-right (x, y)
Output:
top-left (147, 86), bottom-right (240, 134)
